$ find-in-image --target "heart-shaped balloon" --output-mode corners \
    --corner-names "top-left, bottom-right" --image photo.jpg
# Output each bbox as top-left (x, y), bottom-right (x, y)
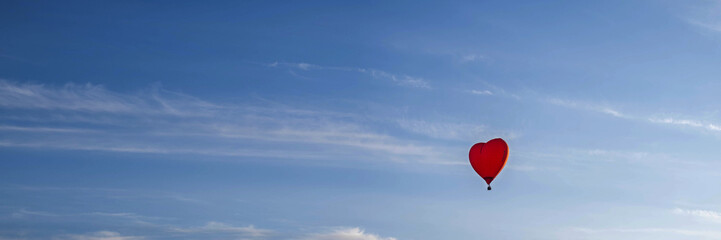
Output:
top-left (469, 138), bottom-right (509, 189)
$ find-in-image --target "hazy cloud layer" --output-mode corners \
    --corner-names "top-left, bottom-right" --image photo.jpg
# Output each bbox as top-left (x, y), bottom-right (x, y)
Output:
top-left (572, 227), bottom-right (721, 239)
top-left (267, 62), bottom-right (431, 89)
top-left (302, 228), bottom-right (396, 240)
top-left (683, 1), bottom-right (721, 33)
top-left (674, 208), bottom-right (721, 223)
top-left (0, 205), bottom-right (389, 240)
top-left (53, 231), bottom-right (144, 240)
top-left (0, 80), bottom-right (467, 166)
top-left (466, 84), bottom-right (721, 135)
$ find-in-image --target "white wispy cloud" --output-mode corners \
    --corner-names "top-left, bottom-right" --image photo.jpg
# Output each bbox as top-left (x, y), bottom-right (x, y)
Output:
top-left (395, 119), bottom-right (515, 142)
top-left (459, 54), bottom-right (487, 63)
top-left (682, 1), bottom-right (721, 33)
top-left (546, 97), bottom-right (629, 119)
top-left (0, 236), bottom-right (28, 240)
top-left (170, 222), bottom-right (272, 237)
top-left (268, 62), bottom-right (431, 89)
top-left (11, 209), bottom-right (60, 218)
top-left (361, 68), bottom-right (430, 89)
top-left (0, 125), bottom-right (94, 133)
top-left (7, 207), bottom-right (172, 223)
top-left (688, 19), bottom-right (721, 32)
top-left (464, 84), bottom-right (627, 119)
top-left (0, 80), bottom-right (220, 116)
top-left (464, 82), bottom-right (520, 100)
top-left (468, 89), bottom-right (493, 95)
top-left (674, 208), bottom-right (721, 223)
top-left (572, 227), bottom-right (721, 239)
top-left (86, 212), bottom-right (174, 222)
top-left (0, 80), bottom-right (459, 165)
top-left (295, 62), bottom-right (316, 70)
top-left (0, 184), bottom-right (205, 207)
top-left (4, 207), bottom-right (400, 240)
top-left (5, 207), bottom-right (269, 239)
top-left (53, 231), bottom-right (143, 240)
top-left (302, 227), bottom-right (397, 240)
top-left (464, 82), bottom-right (721, 140)
top-left (649, 117), bottom-right (721, 132)
top-left (581, 149), bottom-right (650, 161)
top-left (547, 97), bottom-right (721, 134)
top-left (512, 147), bottom-right (710, 173)
top-left (5, 206), bottom-right (394, 240)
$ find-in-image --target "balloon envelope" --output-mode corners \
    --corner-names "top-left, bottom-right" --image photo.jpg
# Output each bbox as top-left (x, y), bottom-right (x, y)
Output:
top-left (469, 138), bottom-right (509, 185)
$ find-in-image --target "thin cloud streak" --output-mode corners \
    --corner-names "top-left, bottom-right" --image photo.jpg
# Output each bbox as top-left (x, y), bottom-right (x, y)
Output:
top-left (11, 209), bottom-right (59, 218)
top-left (267, 62), bottom-right (431, 89)
top-left (465, 82), bottom-right (521, 100)
top-left (0, 80), bottom-right (460, 166)
top-left (0, 80), bottom-right (221, 116)
top-left (468, 89), bottom-right (493, 95)
top-left (396, 119), bottom-right (485, 141)
top-left (674, 208), bottom-right (721, 223)
top-left (10, 208), bottom-right (172, 222)
top-left (394, 119), bottom-right (516, 142)
top-left (467, 85), bottom-right (721, 135)
top-left (513, 147), bottom-right (712, 173)
top-left (170, 222), bottom-right (272, 237)
top-left (650, 117), bottom-right (721, 132)
top-left (572, 227), bottom-right (721, 239)
top-left (549, 98), bottom-right (721, 133)
top-left (2, 207), bottom-right (390, 240)
top-left (682, 1), bottom-right (721, 33)
top-left (53, 231), bottom-right (144, 240)
top-left (0, 125), bottom-right (95, 133)
top-left (545, 97), bottom-right (630, 119)
top-left (302, 227), bottom-right (397, 240)
top-left (459, 54), bottom-right (487, 63)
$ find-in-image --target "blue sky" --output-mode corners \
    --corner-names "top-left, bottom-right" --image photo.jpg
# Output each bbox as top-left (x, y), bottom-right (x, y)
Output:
top-left (3, 0), bottom-right (721, 239)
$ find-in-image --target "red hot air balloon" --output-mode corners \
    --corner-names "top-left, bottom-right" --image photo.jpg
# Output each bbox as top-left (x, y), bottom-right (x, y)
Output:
top-left (469, 138), bottom-right (509, 190)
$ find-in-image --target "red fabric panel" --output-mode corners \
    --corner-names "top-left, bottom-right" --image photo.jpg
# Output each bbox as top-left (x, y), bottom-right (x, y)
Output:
top-left (469, 138), bottom-right (509, 185)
